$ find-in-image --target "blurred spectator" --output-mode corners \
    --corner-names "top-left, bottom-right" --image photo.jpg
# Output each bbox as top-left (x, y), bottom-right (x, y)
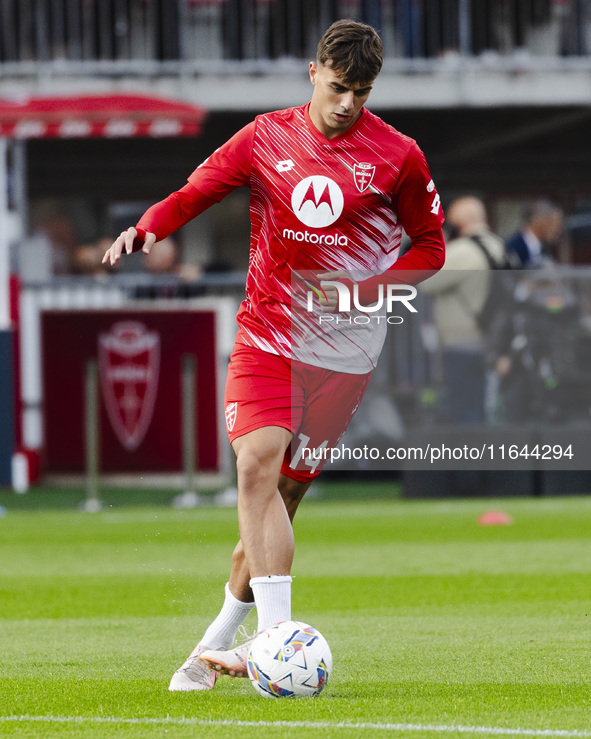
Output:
top-left (144, 237), bottom-right (202, 282)
top-left (420, 196), bottom-right (506, 424)
top-left (30, 199), bottom-right (78, 275)
top-left (395, 0), bottom-right (424, 57)
top-left (133, 237), bottom-right (203, 299)
top-left (144, 236), bottom-right (179, 274)
top-left (505, 200), bottom-right (564, 268)
top-left (487, 268), bottom-right (591, 423)
top-left (71, 244), bottom-right (108, 276)
top-left (495, 0), bottom-right (553, 53)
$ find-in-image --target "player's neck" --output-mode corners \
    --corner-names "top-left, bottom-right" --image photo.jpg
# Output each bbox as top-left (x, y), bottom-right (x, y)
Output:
top-left (306, 103), bottom-right (364, 141)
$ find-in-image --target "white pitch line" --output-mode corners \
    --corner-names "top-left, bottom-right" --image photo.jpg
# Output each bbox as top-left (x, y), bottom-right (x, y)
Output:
top-left (1, 716), bottom-right (590, 737)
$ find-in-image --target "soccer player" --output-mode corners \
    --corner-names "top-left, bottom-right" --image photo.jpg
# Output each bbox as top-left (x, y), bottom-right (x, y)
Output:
top-left (103, 19), bottom-right (445, 691)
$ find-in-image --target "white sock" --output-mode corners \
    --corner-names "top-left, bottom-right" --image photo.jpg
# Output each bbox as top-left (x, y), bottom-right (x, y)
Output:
top-left (250, 575), bottom-right (292, 632)
top-left (200, 582), bottom-right (255, 649)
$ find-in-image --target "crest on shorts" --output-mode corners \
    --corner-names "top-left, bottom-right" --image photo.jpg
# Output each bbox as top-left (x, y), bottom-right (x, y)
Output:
top-left (225, 402), bottom-right (237, 432)
top-left (98, 321), bottom-right (160, 451)
top-left (353, 162), bottom-right (375, 193)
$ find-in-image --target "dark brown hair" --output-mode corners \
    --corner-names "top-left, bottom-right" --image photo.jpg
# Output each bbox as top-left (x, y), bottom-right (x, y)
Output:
top-left (316, 19), bottom-right (383, 85)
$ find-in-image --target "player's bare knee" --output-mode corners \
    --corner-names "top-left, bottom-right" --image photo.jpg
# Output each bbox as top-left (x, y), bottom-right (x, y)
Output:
top-left (235, 446), bottom-right (282, 489)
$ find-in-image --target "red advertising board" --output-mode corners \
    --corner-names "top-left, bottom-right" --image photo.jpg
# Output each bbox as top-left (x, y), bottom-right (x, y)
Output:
top-left (42, 310), bottom-right (220, 474)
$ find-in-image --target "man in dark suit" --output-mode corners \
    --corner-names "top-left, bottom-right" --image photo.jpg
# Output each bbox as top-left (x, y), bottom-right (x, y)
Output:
top-left (506, 200), bottom-right (563, 268)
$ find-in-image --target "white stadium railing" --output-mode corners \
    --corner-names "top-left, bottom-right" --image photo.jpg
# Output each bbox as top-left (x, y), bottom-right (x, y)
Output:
top-left (1, 0), bottom-right (589, 72)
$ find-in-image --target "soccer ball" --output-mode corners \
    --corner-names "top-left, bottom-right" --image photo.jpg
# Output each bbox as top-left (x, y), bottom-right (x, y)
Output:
top-left (247, 621), bottom-right (332, 698)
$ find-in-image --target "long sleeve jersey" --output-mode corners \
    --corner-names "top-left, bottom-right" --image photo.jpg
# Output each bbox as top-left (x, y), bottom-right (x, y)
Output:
top-left (137, 103), bottom-right (445, 372)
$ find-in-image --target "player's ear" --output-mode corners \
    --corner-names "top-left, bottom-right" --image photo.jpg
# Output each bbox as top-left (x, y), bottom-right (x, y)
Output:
top-left (309, 61), bottom-right (317, 85)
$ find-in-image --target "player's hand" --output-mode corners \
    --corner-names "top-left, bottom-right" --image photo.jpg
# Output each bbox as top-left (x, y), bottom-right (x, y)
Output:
top-left (101, 228), bottom-right (157, 267)
top-left (317, 270), bottom-right (354, 313)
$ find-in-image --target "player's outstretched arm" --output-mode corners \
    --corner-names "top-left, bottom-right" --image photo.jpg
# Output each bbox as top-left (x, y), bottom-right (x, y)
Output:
top-left (102, 184), bottom-right (219, 269)
top-left (102, 228), bottom-right (157, 267)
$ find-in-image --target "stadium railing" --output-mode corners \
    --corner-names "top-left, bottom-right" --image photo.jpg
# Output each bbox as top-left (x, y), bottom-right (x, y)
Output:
top-left (0, 0), bottom-right (589, 75)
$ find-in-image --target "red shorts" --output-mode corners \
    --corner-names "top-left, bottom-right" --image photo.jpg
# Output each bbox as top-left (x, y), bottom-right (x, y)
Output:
top-left (224, 343), bottom-right (371, 482)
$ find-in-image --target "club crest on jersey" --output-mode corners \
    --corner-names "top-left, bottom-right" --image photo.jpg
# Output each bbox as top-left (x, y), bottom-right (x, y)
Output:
top-left (353, 162), bottom-right (375, 193)
top-left (98, 321), bottom-right (160, 451)
top-left (225, 402), bottom-right (237, 432)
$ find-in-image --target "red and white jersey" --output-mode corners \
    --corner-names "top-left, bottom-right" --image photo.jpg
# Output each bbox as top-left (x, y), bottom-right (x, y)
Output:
top-left (188, 104), bottom-right (443, 373)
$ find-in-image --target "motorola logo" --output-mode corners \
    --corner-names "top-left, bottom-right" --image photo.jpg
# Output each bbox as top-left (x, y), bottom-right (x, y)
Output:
top-left (291, 175), bottom-right (344, 228)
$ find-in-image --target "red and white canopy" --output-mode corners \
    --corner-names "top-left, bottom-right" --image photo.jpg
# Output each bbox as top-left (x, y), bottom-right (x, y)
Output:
top-left (0, 93), bottom-right (207, 139)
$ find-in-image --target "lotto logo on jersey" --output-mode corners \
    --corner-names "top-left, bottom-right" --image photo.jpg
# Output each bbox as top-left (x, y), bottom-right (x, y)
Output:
top-left (291, 176), bottom-right (344, 228)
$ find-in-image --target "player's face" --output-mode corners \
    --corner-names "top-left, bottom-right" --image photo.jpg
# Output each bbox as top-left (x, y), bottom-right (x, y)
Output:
top-left (308, 62), bottom-right (373, 139)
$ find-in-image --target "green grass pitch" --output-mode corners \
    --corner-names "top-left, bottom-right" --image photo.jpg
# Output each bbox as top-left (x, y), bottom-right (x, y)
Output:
top-left (0, 486), bottom-right (590, 738)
